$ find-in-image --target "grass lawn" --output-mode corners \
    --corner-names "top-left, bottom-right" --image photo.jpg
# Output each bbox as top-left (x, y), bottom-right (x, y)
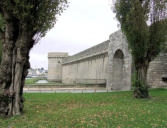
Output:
top-left (25, 78), bottom-right (104, 87)
top-left (0, 89), bottom-right (167, 128)
top-left (25, 78), bottom-right (46, 85)
top-left (25, 78), bottom-right (65, 86)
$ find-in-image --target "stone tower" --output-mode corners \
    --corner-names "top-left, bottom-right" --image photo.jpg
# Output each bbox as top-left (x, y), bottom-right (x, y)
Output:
top-left (48, 52), bottom-right (68, 82)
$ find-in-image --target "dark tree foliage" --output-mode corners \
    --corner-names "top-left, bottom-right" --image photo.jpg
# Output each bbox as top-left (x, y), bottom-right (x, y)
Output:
top-left (0, 0), bottom-right (68, 117)
top-left (114, 0), bottom-right (167, 98)
top-left (0, 14), bottom-right (4, 62)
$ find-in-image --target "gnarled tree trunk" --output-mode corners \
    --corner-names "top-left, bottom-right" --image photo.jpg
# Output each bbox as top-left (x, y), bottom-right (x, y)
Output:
top-left (0, 15), bottom-right (33, 117)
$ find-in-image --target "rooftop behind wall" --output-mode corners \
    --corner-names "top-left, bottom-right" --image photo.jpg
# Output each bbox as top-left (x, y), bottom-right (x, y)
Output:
top-left (62, 40), bottom-right (110, 64)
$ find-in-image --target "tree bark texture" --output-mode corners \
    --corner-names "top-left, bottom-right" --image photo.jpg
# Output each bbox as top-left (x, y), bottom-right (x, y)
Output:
top-left (133, 64), bottom-right (149, 98)
top-left (0, 11), bottom-right (34, 117)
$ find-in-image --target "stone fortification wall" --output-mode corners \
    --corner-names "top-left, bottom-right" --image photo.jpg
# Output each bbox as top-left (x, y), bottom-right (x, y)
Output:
top-left (62, 41), bottom-right (109, 85)
top-left (147, 53), bottom-right (167, 88)
top-left (62, 40), bottom-right (109, 64)
top-left (48, 30), bottom-right (167, 90)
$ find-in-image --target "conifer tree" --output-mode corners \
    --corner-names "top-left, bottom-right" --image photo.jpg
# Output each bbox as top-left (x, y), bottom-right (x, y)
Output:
top-left (114, 0), bottom-right (167, 98)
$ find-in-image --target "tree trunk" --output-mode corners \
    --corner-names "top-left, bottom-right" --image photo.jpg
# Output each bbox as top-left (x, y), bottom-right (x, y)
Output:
top-left (0, 20), bottom-right (33, 117)
top-left (0, 19), bottom-right (15, 116)
top-left (133, 64), bottom-right (149, 98)
top-left (0, 41), bottom-right (31, 117)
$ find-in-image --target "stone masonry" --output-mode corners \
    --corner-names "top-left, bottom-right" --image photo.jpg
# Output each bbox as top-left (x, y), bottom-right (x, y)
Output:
top-left (147, 53), bottom-right (167, 88)
top-left (48, 30), bottom-right (167, 90)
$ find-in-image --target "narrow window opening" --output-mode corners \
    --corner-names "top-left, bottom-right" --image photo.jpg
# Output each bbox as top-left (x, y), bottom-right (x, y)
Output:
top-left (162, 76), bottom-right (167, 83)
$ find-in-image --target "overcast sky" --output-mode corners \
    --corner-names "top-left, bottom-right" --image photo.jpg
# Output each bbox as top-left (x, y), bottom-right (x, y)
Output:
top-left (29, 0), bottom-right (119, 70)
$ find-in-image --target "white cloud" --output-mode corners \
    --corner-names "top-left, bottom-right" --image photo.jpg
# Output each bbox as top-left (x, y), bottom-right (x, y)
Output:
top-left (30, 0), bottom-right (119, 70)
top-left (29, 53), bottom-right (48, 69)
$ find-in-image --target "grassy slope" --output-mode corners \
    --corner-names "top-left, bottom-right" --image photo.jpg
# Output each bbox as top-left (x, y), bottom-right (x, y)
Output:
top-left (25, 78), bottom-right (44, 84)
top-left (0, 89), bottom-right (167, 128)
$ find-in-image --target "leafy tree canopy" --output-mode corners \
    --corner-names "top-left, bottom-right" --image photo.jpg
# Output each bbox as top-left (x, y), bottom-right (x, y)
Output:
top-left (114, 0), bottom-right (167, 66)
top-left (0, 0), bottom-right (68, 39)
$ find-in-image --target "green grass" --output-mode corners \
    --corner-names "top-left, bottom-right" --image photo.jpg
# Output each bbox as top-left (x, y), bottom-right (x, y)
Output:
top-left (25, 78), bottom-right (47, 85)
top-left (0, 89), bottom-right (167, 128)
top-left (25, 78), bottom-right (67, 86)
top-left (25, 78), bottom-right (104, 87)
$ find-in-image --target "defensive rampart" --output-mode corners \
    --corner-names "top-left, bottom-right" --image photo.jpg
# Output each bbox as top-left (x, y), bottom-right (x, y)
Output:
top-left (62, 40), bottom-right (109, 85)
top-left (48, 30), bottom-right (167, 90)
